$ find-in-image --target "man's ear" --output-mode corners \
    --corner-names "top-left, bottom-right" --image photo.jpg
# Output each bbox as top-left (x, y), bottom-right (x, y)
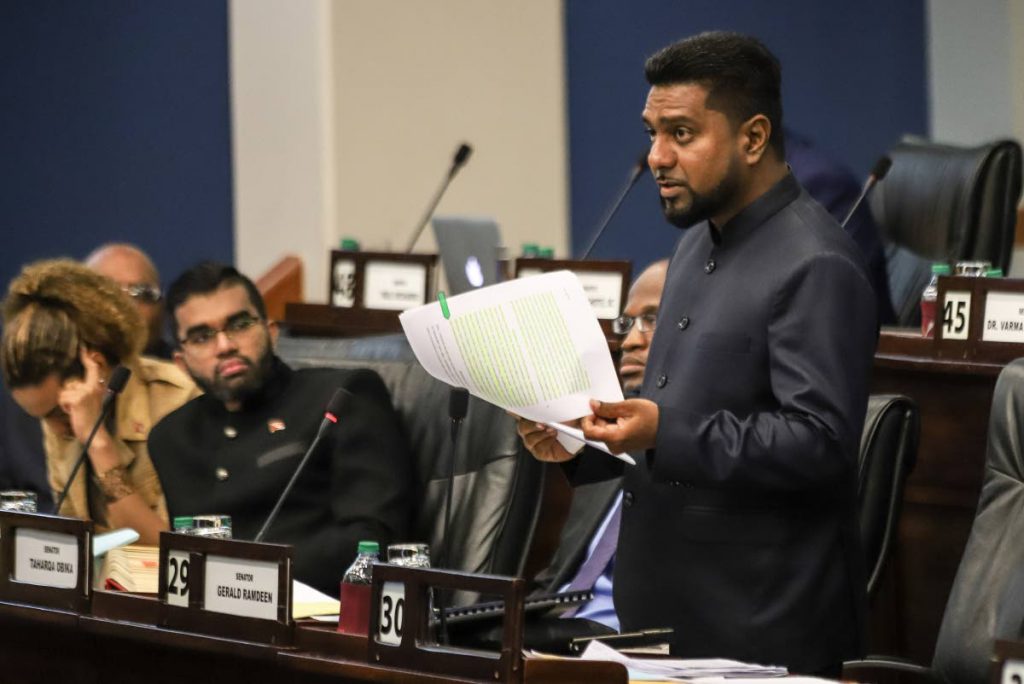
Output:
top-left (268, 320), bottom-right (280, 349)
top-left (172, 350), bottom-right (189, 376)
top-left (739, 114), bottom-right (772, 165)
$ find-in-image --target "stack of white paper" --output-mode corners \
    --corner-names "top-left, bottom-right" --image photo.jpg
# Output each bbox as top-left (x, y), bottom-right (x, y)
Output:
top-left (580, 641), bottom-right (788, 681)
top-left (399, 271), bottom-right (635, 465)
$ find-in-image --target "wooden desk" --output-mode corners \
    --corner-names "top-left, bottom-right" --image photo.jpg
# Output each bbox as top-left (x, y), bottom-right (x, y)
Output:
top-left (283, 302), bottom-right (623, 353)
top-left (870, 328), bottom-right (1005, 665)
top-left (0, 596), bottom-right (627, 684)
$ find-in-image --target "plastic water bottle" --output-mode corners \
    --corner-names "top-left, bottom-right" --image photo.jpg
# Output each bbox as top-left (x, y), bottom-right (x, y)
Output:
top-left (338, 540), bottom-right (379, 635)
top-left (921, 263), bottom-right (951, 338)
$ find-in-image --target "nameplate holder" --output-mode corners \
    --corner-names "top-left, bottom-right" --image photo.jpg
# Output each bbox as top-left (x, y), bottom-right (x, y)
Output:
top-left (329, 250), bottom-right (437, 311)
top-left (515, 258), bottom-right (630, 321)
top-left (992, 640), bottom-right (1024, 684)
top-left (0, 511), bottom-right (92, 613)
top-left (368, 565), bottom-right (526, 683)
top-left (935, 276), bottom-right (1024, 364)
top-left (157, 531), bottom-right (293, 645)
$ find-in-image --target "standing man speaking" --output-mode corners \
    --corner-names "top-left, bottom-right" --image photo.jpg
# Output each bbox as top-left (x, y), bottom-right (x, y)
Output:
top-left (517, 33), bottom-right (876, 675)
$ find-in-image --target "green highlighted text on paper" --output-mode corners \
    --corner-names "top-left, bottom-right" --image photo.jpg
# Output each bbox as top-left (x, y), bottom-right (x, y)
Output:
top-left (450, 291), bottom-right (590, 408)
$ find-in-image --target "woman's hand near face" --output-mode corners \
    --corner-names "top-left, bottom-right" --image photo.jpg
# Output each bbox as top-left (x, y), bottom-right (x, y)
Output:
top-left (58, 349), bottom-right (111, 447)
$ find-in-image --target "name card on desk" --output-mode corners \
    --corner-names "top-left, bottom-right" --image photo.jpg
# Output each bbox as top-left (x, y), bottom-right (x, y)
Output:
top-left (158, 532), bottom-right (293, 645)
top-left (204, 555), bottom-right (280, 621)
top-left (13, 528), bottom-right (78, 589)
top-left (983, 291), bottom-right (1024, 343)
top-left (0, 511), bottom-right (92, 612)
top-left (577, 271), bottom-right (626, 320)
top-left (515, 258), bottom-right (631, 321)
top-left (364, 261), bottom-right (428, 310)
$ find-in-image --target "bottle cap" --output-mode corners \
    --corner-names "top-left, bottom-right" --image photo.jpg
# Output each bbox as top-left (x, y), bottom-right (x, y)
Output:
top-left (985, 268), bottom-right (1004, 277)
top-left (538, 247), bottom-right (555, 259)
top-left (340, 237), bottom-right (360, 251)
top-left (172, 515), bottom-right (194, 530)
top-left (932, 263), bottom-right (952, 275)
top-left (521, 243), bottom-right (540, 257)
top-left (357, 540), bottom-right (380, 554)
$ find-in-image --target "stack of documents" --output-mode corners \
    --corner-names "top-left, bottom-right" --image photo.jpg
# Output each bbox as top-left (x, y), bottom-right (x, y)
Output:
top-left (99, 544), bottom-right (159, 592)
top-left (293, 580), bottom-right (340, 620)
top-left (399, 271), bottom-right (634, 465)
top-left (580, 641), bottom-right (788, 681)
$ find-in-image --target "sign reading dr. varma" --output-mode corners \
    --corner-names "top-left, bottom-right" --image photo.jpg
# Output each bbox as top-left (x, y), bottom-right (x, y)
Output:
top-left (204, 555), bottom-right (279, 620)
top-left (983, 292), bottom-right (1024, 344)
top-left (13, 528), bottom-right (78, 589)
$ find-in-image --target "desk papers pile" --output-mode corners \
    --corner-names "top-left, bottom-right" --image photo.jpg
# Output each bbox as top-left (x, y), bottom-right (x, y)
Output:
top-left (580, 641), bottom-right (788, 681)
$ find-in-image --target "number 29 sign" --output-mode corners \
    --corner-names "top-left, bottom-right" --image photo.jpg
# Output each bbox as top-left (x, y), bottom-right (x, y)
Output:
top-left (165, 549), bottom-right (191, 608)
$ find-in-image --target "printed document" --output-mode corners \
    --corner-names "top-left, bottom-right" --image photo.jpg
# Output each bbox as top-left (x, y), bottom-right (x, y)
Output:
top-left (399, 271), bottom-right (632, 463)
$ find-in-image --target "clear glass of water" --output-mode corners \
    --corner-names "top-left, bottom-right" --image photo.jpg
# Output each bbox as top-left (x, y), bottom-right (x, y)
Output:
top-left (387, 542), bottom-right (431, 568)
top-left (190, 514), bottom-right (232, 539)
top-left (0, 490), bottom-right (38, 513)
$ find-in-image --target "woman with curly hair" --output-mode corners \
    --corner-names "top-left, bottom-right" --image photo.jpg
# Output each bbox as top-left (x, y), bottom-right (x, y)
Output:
top-left (1, 259), bottom-right (197, 543)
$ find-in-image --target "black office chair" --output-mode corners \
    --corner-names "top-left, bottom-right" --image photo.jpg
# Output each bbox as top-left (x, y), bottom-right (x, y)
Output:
top-left (857, 394), bottom-right (918, 600)
top-left (276, 333), bottom-right (545, 595)
top-left (845, 360), bottom-right (1024, 684)
top-left (870, 138), bottom-right (1022, 326)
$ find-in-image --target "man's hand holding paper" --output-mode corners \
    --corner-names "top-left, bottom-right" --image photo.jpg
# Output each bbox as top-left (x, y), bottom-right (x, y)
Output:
top-left (581, 397), bottom-right (659, 454)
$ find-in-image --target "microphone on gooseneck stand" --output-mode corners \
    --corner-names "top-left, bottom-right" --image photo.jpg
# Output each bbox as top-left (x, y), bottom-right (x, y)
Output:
top-left (437, 387), bottom-right (470, 645)
top-left (579, 152), bottom-right (650, 259)
top-left (840, 156), bottom-right (893, 229)
top-left (404, 143), bottom-right (474, 253)
top-left (254, 388), bottom-right (350, 543)
top-left (53, 366), bottom-right (132, 514)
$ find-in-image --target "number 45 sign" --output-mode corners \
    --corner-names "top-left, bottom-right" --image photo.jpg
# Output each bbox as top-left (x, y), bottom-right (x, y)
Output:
top-left (943, 291), bottom-right (971, 340)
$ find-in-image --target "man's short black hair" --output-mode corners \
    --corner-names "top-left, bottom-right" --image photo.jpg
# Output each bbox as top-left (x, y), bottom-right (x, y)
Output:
top-left (645, 31), bottom-right (785, 158)
top-left (165, 261), bottom-right (267, 343)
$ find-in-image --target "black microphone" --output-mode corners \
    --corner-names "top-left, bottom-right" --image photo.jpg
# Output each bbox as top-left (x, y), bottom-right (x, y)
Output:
top-left (53, 366), bottom-right (132, 514)
top-left (437, 387), bottom-right (469, 645)
top-left (404, 143), bottom-right (474, 253)
top-left (579, 152), bottom-right (649, 259)
top-left (840, 156), bottom-right (892, 229)
top-left (254, 388), bottom-right (349, 543)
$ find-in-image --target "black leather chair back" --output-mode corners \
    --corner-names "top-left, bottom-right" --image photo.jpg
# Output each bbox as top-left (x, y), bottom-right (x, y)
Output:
top-left (931, 359), bottom-right (1024, 684)
top-left (857, 394), bottom-right (918, 600)
top-left (870, 138), bottom-right (1023, 326)
top-left (276, 333), bottom-right (544, 591)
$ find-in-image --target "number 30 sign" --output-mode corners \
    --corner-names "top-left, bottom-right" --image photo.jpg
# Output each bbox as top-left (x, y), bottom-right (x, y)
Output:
top-left (377, 581), bottom-right (406, 646)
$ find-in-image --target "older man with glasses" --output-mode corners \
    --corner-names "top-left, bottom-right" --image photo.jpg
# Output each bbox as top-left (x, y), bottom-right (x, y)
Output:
top-left (86, 243), bottom-right (172, 359)
top-left (147, 261), bottom-right (413, 595)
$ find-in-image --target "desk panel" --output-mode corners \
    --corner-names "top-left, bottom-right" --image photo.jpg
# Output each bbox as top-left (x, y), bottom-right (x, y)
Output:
top-left (870, 331), bottom-right (1002, 665)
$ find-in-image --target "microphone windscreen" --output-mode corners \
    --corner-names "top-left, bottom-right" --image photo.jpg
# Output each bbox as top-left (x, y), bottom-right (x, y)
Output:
top-left (106, 366), bottom-right (131, 394)
top-left (871, 156), bottom-right (892, 181)
top-left (449, 387), bottom-right (469, 421)
top-left (634, 151), bottom-right (649, 176)
top-left (325, 387), bottom-right (350, 419)
top-left (453, 143), bottom-right (473, 168)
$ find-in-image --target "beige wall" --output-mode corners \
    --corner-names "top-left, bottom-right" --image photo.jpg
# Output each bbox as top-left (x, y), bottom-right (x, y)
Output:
top-left (331, 1), bottom-right (568, 261)
top-left (229, 0), bottom-right (337, 302)
top-left (927, 0), bottom-right (1024, 275)
top-left (231, 0), bottom-right (569, 303)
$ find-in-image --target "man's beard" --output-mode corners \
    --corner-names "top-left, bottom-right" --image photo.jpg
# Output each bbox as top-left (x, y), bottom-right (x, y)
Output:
top-left (192, 342), bottom-right (275, 406)
top-left (660, 157), bottom-right (741, 230)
